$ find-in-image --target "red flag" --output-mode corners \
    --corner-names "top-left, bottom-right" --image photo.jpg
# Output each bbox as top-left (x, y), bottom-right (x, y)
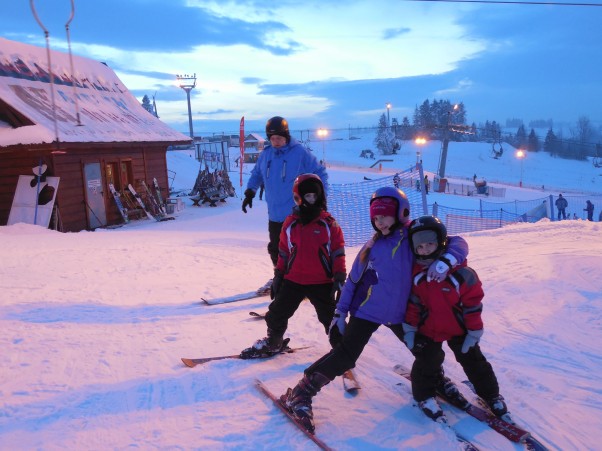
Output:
top-left (239, 116), bottom-right (245, 187)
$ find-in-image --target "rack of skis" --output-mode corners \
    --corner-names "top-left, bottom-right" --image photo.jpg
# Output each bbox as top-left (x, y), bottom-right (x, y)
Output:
top-left (109, 178), bottom-right (175, 223)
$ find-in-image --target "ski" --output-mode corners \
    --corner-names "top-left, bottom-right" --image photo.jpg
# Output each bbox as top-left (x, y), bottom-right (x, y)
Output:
top-left (342, 369), bottom-right (361, 393)
top-left (433, 414), bottom-right (480, 451)
top-left (461, 380), bottom-right (549, 451)
top-left (108, 183), bottom-right (129, 224)
top-left (181, 341), bottom-right (310, 368)
top-left (249, 311), bottom-right (266, 319)
top-left (202, 291), bottom-right (269, 305)
top-left (255, 379), bottom-right (333, 451)
top-left (141, 180), bottom-right (166, 217)
top-left (393, 364), bottom-right (531, 444)
top-left (127, 183), bottom-right (157, 221)
top-left (152, 177), bottom-right (166, 214)
top-left (393, 370), bottom-right (480, 450)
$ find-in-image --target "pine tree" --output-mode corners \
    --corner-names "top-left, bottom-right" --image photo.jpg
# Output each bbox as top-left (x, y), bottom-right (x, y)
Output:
top-left (527, 129), bottom-right (541, 152)
top-left (141, 95), bottom-right (154, 115)
top-left (374, 113), bottom-right (396, 155)
top-left (399, 117), bottom-right (413, 140)
top-left (543, 128), bottom-right (559, 157)
top-left (413, 100), bottom-right (433, 137)
top-left (515, 125), bottom-right (527, 149)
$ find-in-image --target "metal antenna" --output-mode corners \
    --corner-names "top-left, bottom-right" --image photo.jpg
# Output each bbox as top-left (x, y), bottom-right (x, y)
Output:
top-left (65, 0), bottom-right (82, 126)
top-left (30, 0), bottom-right (61, 145)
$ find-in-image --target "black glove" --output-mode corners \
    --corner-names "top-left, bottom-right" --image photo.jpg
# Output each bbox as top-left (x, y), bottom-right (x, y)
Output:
top-left (330, 272), bottom-right (346, 301)
top-left (242, 189), bottom-right (255, 213)
top-left (270, 270), bottom-right (284, 300)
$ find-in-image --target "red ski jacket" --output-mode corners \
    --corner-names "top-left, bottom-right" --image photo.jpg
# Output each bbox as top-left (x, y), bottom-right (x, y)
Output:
top-left (405, 261), bottom-right (484, 342)
top-left (276, 210), bottom-right (346, 285)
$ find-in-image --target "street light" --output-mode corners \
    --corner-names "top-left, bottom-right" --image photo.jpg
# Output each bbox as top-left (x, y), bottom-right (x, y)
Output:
top-left (386, 102), bottom-right (392, 127)
top-left (317, 128), bottom-right (328, 165)
top-left (176, 73), bottom-right (197, 139)
top-left (516, 149), bottom-right (525, 187)
top-left (415, 137), bottom-right (427, 165)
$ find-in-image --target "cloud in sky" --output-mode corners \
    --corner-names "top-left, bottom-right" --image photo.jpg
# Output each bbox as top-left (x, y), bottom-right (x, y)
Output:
top-left (2, 0), bottom-right (602, 135)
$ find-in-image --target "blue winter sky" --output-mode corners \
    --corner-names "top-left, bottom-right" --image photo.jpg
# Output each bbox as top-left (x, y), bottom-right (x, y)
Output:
top-left (2, 0), bottom-right (602, 135)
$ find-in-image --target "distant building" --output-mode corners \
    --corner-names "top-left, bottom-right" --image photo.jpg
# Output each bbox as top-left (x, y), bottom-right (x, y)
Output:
top-left (0, 37), bottom-right (190, 231)
top-left (243, 133), bottom-right (266, 163)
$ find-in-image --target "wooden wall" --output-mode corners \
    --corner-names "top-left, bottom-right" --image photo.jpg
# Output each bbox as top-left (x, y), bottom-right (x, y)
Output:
top-left (0, 143), bottom-right (170, 232)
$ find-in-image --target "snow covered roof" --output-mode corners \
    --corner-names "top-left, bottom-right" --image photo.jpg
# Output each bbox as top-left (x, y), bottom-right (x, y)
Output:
top-left (244, 133), bottom-right (265, 143)
top-left (0, 37), bottom-right (190, 147)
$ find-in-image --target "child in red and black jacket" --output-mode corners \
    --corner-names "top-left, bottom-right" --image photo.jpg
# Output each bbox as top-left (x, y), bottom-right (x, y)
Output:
top-left (403, 215), bottom-right (510, 422)
top-left (241, 173), bottom-right (346, 358)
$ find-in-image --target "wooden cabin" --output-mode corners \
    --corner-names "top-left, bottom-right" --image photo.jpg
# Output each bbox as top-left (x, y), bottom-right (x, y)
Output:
top-left (0, 37), bottom-right (190, 231)
top-left (243, 133), bottom-right (266, 163)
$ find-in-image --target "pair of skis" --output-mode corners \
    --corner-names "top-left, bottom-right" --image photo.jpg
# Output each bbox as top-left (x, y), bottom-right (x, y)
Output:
top-left (247, 311), bottom-right (360, 393)
top-left (181, 337), bottom-right (360, 393)
top-left (108, 183), bottom-right (129, 224)
top-left (256, 372), bottom-right (475, 451)
top-left (393, 364), bottom-right (548, 451)
top-left (127, 183), bottom-right (174, 222)
top-left (181, 339), bottom-right (310, 368)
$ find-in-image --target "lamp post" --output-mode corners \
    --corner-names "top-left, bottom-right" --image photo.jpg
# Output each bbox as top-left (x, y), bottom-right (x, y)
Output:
top-left (386, 102), bottom-right (392, 127)
top-left (516, 149), bottom-right (525, 187)
top-left (415, 137), bottom-right (426, 165)
top-left (176, 73), bottom-right (197, 139)
top-left (317, 128), bottom-right (328, 165)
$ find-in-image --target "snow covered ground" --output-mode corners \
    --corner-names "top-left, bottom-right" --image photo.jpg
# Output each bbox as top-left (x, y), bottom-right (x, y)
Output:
top-left (1, 135), bottom-right (601, 450)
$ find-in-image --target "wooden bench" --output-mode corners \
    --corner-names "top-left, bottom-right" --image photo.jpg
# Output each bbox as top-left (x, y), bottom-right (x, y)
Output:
top-left (190, 187), bottom-right (228, 207)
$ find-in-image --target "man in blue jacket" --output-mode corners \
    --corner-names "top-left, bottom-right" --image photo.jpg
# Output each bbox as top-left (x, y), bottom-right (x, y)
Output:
top-left (242, 116), bottom-right (328, 293)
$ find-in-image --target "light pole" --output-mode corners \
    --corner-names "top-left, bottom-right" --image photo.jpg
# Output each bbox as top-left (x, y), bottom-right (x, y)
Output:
top-left (176, 73), bottom-right (197, 139)
top-left (415, 137), bottom-right (426, 165)
top-left (386, 102), bottom-right (392, 127)
top-left (516, 149), bottom-right (525, 187)
top-left (317, 128), bottom-right (328, 165)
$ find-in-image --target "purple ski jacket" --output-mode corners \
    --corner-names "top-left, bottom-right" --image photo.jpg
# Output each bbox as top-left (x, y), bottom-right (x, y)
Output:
top-left (336, 226), bottom-right (468, 326)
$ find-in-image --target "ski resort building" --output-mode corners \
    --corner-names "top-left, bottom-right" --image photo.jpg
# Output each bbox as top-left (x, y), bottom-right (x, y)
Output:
top-left (243, 133), bottom-right (266, 163)
top-left (0, 37), bottom-right (190, 232)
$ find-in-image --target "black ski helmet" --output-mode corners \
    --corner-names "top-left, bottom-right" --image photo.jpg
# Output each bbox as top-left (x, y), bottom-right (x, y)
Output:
top-left (266, 116), bottom-right (291, 143)
top-left (369, 186), bottom-right (410, 231)
top-left (408, 215), bottom-right (448, 260)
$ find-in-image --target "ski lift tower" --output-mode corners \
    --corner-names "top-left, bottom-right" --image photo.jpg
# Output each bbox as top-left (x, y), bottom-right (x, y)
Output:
top-left (438, 104), bottom-right (459, 179)
top-left (176, 73), bottom-right (197, 139)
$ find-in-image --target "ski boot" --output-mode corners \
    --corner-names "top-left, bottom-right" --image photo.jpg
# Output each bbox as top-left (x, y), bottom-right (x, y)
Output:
top-left (240, 330), bottom-right (286, 359)
top-left (484, 394), bottom-right (512, 422)
top-left (436, 376), bottom-right (470, 410)
top-left (417, 397), bottom-right (444, 421)
top-left (281, 372), bottom-right (330, 433)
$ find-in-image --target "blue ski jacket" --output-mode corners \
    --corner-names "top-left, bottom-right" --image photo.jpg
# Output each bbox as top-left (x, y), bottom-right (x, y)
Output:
top-left (336, 226), bottom-right (468, 326)
top-left (246, 138), bottom-right (328, 222)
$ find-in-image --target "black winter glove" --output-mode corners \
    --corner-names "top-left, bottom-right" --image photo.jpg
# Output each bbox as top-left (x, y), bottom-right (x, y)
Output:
top-left (330, 272), bottom-right (346, 302)
top-left (242, 189), bottom-right (255, 213)
top-left (270, 270), bottom-right (284, 300)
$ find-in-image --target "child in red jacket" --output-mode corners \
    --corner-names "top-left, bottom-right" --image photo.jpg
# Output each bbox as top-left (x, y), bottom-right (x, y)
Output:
top-left (241, 174), bottom-right (346, 358)
top-left (403, 215), bottom-right (510, 422)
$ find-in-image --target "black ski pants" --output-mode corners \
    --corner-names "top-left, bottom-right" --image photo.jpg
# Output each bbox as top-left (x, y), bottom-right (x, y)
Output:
top-left (267, 220), bottom-right (283, 267)
top-left (304, 316), bottom-right (406, 381)
top-left (410, 333), bottom-right (500, 402)
top-left (265, 279), bottom-right (339, 347)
